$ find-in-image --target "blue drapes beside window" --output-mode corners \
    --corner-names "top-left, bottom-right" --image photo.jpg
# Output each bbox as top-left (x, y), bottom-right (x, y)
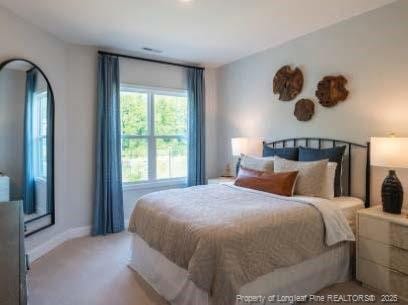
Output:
top-left (187, 68), bottom-right (206, 186)
top-left (92, 54), bottom-right (124, 235)
top-left (23, 69), bottom-right (37, 214)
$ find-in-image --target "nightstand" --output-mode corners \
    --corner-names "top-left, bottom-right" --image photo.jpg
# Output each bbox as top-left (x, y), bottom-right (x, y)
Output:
top-left (207, 177), bottom-right (235, 184)
top-left (356, 206), bottom-right (408, 301)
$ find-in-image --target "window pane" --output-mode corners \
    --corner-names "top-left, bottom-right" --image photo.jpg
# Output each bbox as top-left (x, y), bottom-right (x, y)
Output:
top-left (120, 91), bottom-right (148, 136)
top-left (40, 94), bottom-right (48, 136)
top-left (122, 138), bottom-right (148, 182)
top-left (156, 138), bottom-right (187, 179)
top-left (41, 137), bottom-right (47, 177)
top-left (154, 94), bottom-right (187, 136)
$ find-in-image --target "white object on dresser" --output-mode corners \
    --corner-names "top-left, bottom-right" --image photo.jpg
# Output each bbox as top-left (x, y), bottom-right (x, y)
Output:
top-left (356, 206), bottom-right (408, 301)
top-left (207, 177), bottom-right (235, 184)
top-left (0, 176), bottom-right (10, 202)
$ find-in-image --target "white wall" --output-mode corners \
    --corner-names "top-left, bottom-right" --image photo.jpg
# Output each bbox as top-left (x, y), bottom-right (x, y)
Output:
top-left (120, 57), bottom-right (187, 90)
top-left (64, 44), bottom-right (97, 229)
top-left (0, 3), bottom-right (219, 250)
top-left (216, 0), bottom-right (408, 208)
top-left (0, 68), bottom-right (25, 200)
top-left (204, 68), bottom-right (219, 179)
top-left (0, 5), bottom-right (71, 250)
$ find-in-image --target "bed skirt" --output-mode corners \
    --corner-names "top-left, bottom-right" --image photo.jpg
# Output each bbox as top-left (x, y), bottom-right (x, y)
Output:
top-left (128, 234), bottom-right (351, 305)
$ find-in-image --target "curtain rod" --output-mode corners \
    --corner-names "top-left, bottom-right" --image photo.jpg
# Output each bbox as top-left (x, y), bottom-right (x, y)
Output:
top-left (98, 50), bottom-right (205, 71)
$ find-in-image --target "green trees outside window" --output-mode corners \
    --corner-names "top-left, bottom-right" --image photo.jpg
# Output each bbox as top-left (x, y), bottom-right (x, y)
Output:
top-left (120, 87), bottom-right (187, 183)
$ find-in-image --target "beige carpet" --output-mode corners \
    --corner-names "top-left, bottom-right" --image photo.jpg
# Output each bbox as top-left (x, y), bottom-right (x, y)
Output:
top-left (28, 232), bottom-right (407, 305)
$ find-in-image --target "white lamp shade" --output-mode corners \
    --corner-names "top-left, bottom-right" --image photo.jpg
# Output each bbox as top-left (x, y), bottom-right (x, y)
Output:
top-left (231, 137), bottom-right (262, 156)
top-left (371, 137), bottom-right (408, 168)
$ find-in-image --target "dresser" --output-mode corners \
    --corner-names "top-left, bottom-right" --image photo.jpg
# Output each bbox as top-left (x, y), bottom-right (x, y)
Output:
top-left (0, 176), bottom-right (10, 202)
top-left (0, 201), bottom-right (27, 305)
top-left (356, 206), bottom-right (408, 301)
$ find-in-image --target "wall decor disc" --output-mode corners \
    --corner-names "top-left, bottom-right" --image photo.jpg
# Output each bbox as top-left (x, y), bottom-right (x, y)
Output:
top-left (315, 75), bottom-right (349, 107)
top-left (294, 99), bottom-right (315, 121)
top-left (273, 65), bottom-right (303, 101)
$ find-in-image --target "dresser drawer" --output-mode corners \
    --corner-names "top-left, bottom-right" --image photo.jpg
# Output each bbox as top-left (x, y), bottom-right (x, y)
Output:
top-left (390, 269), bottom-right (408, 301)
top-left (358, 237), bottom-right (408, 274)
top-left (391, 223), bottom-right (408, 250)
top-left (357, 258), bottom-right (408, 300)
top-left (358, 214), bottom-right (389, 243)
top-left (359, 214), bottom-right (408, 250)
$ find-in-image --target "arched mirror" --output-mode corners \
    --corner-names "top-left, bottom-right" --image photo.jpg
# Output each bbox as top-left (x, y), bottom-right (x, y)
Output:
top-left (0, 59), bottom-right (55, 236)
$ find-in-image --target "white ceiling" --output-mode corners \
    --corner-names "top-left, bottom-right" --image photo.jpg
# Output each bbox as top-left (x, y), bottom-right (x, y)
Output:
top-left (0, 0), bottom-right (395, 67)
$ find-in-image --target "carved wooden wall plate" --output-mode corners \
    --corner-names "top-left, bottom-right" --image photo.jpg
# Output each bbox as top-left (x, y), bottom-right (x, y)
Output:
top-left (294, 99), bottom-right (315, 121)
top-left (315, 75), bottom-right (349, 107)
top-left (273, 65), bottom-right (303, 101)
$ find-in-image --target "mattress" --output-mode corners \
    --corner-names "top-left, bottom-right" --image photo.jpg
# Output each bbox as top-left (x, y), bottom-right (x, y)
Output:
top-left (129, 194), bottom-right (363, 305)
top-left (129, 184), bottom-right (356, 305)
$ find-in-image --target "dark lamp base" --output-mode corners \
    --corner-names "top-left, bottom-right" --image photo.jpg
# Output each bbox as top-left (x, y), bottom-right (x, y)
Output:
top-left (382, 170), bottom-right (404, 214)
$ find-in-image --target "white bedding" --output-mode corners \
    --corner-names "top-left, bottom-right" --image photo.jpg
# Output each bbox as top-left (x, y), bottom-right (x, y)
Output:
top-left (129, 183), bottom-right (357, 304)
top-left (226, 184), bottom-right (357, 247)
top-left (330, 196), bottom-right (364, 232)
top-left (128, 191), bottom-right (364, 305)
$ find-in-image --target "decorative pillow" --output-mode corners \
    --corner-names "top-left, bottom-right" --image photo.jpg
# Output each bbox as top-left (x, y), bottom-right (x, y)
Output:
top-left (239, 155), bottom-right (275, 173)
top-left (235, 167), bottom-right (299, 197)
top-left (321, 162), bottom-right (337, 199)
top-left (262, 145), bottom-right (299, 160)
top-left (274, 156), bottom-right (329, 197)
top-left (298, 146), bottom-right (346, 197)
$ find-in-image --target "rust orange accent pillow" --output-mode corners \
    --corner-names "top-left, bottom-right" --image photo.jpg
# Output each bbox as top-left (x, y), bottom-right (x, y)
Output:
top-left (234, 167), bottom-right (299, 197)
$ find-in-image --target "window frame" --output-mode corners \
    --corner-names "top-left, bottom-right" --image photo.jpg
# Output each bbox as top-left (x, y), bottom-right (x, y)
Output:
top-left (33, 90), bottom-right (48, 180)
top-left (120, 84), bottom-right (188, 189)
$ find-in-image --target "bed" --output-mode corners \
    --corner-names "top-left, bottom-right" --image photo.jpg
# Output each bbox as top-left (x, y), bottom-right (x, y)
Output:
top-left (128, 138), bottom-right (371, 305)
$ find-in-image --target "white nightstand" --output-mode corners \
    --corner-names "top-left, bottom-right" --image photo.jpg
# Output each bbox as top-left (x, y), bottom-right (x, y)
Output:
top-left (208, 177), bottom-right (235, 184)
top-left (356, 206), bottom-right (408, 301)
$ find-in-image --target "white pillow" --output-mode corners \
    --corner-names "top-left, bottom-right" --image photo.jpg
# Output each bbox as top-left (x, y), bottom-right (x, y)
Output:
top-left (321, 162), bottom-right (337, 199)
top-left (239, 155), bottom-right (274, 173)
top-left (274, 156), bottom-right (328, 197)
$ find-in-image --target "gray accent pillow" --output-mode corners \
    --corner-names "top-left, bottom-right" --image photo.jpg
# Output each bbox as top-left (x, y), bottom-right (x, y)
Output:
top-left (274, 156), bottom-right (329, 197)
top-left (239, 155), bottom-right (275, 173)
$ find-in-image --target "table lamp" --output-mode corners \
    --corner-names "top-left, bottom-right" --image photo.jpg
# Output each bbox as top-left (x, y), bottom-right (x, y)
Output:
top-left (371, 137), bottom-right (408, 214)
top-left (231, 137), bottom-right (262, 175)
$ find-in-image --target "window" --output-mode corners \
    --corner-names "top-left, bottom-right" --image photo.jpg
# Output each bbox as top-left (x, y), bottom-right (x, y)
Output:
top-left (120, 85), bottom-right (188, 184)
top-left (33, 91), bottom-right (48, 179)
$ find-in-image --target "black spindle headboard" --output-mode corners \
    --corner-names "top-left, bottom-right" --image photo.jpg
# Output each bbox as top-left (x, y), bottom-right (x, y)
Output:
top-left (263, 138), bottom-right (371, 208)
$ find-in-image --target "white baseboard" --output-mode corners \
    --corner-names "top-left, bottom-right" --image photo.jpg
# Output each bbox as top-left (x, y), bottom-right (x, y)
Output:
top-left (28, 225), bottom-right (91, 263)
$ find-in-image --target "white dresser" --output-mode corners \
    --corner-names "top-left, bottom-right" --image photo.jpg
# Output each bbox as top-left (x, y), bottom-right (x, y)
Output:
top-left (0, 176), bottom-right (10, 202)
top-left (357, 206), bottom-right (408, 301)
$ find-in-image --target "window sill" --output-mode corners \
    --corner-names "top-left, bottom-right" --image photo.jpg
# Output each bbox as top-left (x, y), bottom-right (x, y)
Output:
top-left (123, 178), bottom-right (187, 191)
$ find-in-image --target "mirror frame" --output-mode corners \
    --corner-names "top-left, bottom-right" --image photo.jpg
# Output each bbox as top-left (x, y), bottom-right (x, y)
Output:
top-left (0, 58), bottom-right (55, 237)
